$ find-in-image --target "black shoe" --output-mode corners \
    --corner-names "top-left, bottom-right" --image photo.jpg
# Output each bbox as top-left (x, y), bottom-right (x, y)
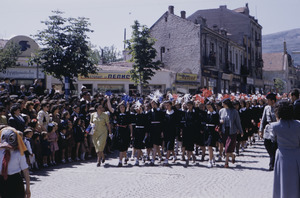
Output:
top-left (102, 158), bottom-right (105, 163)
top-left (118, 162), bottom-right (123, 167)
top-left (150, 161), bottom-right (154, 166)
top-left (97, 162), bottom-right (101, 167)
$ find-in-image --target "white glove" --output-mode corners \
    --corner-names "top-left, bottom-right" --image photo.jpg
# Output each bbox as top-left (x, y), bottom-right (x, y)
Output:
top-left (109, 133), bottom-right (113, 139)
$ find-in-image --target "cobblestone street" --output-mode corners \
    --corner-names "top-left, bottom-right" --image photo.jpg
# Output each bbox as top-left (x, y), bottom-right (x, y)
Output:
top-left (30, 139), bottom-right (273, 198)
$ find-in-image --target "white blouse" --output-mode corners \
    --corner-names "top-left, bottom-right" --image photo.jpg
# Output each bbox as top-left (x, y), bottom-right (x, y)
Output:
top-left (0, 149), bottom-right (28, 175)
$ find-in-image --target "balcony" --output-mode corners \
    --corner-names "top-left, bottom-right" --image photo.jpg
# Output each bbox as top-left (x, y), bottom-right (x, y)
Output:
top-left (203, 52), bottom-right (216, 67)
top-left (241, 65), bottom-right (249, 76)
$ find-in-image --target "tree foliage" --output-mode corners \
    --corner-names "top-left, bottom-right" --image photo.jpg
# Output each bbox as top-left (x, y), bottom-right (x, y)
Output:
top-left (125, 20), bottom-right (161, 93)
top-left (31, 10), bottom-right (98, 82)
top-left (274, 78), bottom-right (285, 93)
top-left (0, 42), bottom-right (21, 72)
top-left (100, 45), bottom-right (122, 64)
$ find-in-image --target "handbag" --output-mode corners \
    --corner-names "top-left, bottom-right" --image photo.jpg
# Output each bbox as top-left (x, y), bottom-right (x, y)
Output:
top-left (85, 124), bottom-right (95, 135)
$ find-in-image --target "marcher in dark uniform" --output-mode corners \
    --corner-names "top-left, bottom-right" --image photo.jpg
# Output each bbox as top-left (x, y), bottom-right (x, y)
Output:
top-left (114, 103), bottom-right (132, 167)
top-left (0, 127), bottom-right (31, 198)
top-left (132, 102), bottom-right (148, 166)
top-left (290, 88), bottom-right (300, 120)
top-left (204, 101), bottom-right (220, 168)
top-left (182, 101), bottom-right (199, 167)
top-left (196, 103), bottom-right (207, 161)
top-left (162, 101), bottom-right (181, 166)
top-left (148, 100), bottom-right (164, 166)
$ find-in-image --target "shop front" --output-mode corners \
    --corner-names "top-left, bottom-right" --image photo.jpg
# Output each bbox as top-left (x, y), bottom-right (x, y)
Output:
top-left (202, 69), bottom-right (219, 94)
top-left (174, 73), bottom-right (199, 94)
top-left (46, 63), bottom-right (175, 95)
top-left (231, 74), bottom-right (242, 93)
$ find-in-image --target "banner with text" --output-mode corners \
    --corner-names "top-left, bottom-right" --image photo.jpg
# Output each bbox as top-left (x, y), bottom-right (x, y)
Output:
top-left (78, 72), bottom-right (131, 81)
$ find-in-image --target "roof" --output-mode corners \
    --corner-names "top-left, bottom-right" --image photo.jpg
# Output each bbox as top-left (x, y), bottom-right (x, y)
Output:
top-left (97, 61), bottom-right (175, 73)
top-left (262, 53), bottom-right (284, 71)
top-left (233, 7), bottom-right (247, 13)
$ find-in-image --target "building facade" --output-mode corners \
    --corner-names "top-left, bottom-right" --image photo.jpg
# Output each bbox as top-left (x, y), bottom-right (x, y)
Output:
top-left (188, 4), bottom-right (263, 93)
top-left (151, 5), bottom-right (246, 94)
top-left (263, 42), bottom-right (297, 93)
top-left (0, 36), bottom-right (44, 86)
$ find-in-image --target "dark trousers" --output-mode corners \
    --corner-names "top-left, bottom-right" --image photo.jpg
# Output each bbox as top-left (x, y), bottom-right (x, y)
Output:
top-left (264, 139), bottom-right (278, 168)
top-left (0, 173), bottom-right (25, 198)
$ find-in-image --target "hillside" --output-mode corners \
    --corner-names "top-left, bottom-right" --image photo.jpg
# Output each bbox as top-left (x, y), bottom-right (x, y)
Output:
top-left (263, 28), bottom-right (300, 65)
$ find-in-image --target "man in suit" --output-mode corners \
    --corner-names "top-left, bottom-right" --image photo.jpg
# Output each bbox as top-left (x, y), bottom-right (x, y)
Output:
top-left (290, 89), bottom-right (300, 120)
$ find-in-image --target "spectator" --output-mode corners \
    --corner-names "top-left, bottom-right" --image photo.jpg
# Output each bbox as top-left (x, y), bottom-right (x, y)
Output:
top-left (270, 100), bottom-right (300, 198)
top-left (8, 105), bottom-right (26, 132)
top-left (290, 88), bottom-right (300, 120)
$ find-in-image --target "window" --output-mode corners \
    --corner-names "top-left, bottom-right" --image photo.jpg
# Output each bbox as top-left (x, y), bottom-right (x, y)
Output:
top-left (236, 53), bottom-right (238, 71)
top-left (219, 47), bottom-right (223, 64)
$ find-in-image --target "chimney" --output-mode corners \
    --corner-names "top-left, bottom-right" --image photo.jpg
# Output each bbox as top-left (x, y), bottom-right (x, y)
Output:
top-left (283, 41), bottom-right (287, 54)
top-left (168, 6), bottom-right (174, 14)
top-left (180, 11), bottom-right (186, 19)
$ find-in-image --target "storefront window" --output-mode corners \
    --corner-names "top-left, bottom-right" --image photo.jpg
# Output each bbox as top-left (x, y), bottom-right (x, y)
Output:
top-left (97, 84), bottom-right (124, 94)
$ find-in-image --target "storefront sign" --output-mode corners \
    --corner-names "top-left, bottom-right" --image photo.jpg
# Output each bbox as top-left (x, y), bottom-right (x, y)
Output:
top-left (222, 73), bottom-right (233, 81)
top-left (176, 73), bottom-right (198, 83)
top-left (247, 77), bottom-right (254, 85)
top-left (233, 74), bottom-right (241, 82)
top-left (0, 67), bottom-right (45, 79)
top-left (202, 69), bottom-right (219, 78)
top-left (78, 72), bottom-right (131, 81)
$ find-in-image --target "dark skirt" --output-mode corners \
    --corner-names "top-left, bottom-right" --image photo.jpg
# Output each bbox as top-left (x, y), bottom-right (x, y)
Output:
top-left (116, 127), bottom-right (130, 152)
top-left (0, 173), bottom-right (25, 198)
top-left (133, 128), bottom-right (145, 149)
top-left (222, 127), bottom-right (237, 153)
top-left (150, 125), bottom-right (163, 146)
top-left (183, 128), bottom-right (195, 151)
top-left (204, 127), bottom-right (217, 147)
top-left (194, 131), bottom-right (205, 146)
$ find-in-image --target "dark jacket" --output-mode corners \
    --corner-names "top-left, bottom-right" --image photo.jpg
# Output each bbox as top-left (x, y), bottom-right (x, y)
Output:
top-left (8, 115), bottom-right (26, 132)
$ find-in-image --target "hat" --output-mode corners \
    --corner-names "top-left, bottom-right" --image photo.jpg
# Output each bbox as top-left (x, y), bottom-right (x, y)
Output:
top-left (266, 92), bottom-right (276, 100)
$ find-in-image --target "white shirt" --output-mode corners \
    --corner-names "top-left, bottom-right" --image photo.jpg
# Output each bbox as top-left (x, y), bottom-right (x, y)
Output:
top-left (0, 149), bottom-right (28, 175)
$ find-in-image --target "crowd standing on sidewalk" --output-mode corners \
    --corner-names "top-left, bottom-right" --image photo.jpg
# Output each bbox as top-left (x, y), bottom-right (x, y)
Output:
top-left (0, 78), bottom-right (299, 198)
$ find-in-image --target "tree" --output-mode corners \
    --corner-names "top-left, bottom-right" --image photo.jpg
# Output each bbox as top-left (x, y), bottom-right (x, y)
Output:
top-left (0, 42), bottom-right (21, 72)
top-left (100, 45), bottom-right (122, 64)
top-left (274, 78), bottom-right (285, 93)
top-left (125, 20), bottom-right (161, 94)
top-left (31, 11), bottom-right (98, 98)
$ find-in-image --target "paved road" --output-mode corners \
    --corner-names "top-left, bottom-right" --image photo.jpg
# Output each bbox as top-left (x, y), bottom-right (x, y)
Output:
top-left (30, 139), bottom-right (273, 198)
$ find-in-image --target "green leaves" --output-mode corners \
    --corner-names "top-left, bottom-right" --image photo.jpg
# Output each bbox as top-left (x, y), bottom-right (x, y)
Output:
top-left (0, 42), bottom-right (21, 72)
top-left (126, 20), bottom-right (161, 92)
top-left (31, 11), bottom-right (97, 82)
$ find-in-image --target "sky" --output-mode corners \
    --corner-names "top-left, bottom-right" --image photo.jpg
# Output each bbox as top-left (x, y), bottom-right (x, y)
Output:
top-left (1, 0), bottom-right (299, 51)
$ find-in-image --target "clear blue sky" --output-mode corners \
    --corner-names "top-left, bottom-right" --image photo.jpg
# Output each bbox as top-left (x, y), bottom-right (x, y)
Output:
top-left (1, 0), bottom-right (299, 51)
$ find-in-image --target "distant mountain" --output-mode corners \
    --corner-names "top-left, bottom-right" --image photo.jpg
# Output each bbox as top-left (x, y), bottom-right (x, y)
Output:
top-left (263, 28), bottom-right (300, 66)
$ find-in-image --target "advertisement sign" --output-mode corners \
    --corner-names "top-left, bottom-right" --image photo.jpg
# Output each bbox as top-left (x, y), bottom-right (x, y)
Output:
top-left (78, 72), bottom-right (131, 81)
top-left (176, 73), bottom-right (198, 83)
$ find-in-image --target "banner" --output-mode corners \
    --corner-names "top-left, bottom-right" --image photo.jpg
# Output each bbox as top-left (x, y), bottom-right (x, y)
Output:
top-left (78, 72), bottom-right (131, 81)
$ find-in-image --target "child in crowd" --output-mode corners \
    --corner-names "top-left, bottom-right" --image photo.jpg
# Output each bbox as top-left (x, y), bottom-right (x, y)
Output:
top-left (73, 117), bottom-right (86, 161)
top-left (23, 128), bottom-right (38, 169)
top-left (58, 126), bottom-right (68, 163)
top-left (47, 123), bottom-right (59, 165)
top-left (41, 131), bottom-right (51, 167)
top-left (32, 132), bottom-right (42, 168)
